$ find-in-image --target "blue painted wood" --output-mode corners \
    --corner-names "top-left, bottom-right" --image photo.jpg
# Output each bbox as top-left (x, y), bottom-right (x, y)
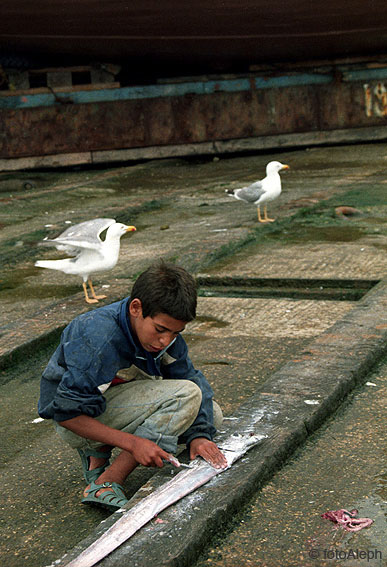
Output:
top-left (342, 67), bottom-right (387, 81)
top-left (254, 73), bottom-right (331, 89)
top-left (1, 65), bottom-right (387, 110)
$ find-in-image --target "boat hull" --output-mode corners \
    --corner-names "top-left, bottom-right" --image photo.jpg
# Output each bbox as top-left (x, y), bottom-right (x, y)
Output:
top-left (1, 1), bottom-right (387, 71)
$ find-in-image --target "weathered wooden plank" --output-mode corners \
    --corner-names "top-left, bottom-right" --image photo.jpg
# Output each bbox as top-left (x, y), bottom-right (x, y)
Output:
top-left (1, 63), bottom-right (387, 164)
top-left (0, 73), bottom-right (332, 109)
top-left (0, 152), bottom-right (92, 171)
top-left (1, 126), bottom-right (387, 172)
top-left (0, 82), bottom-right (120, 97)
top-left (29, 66), bottom-right (98, 74)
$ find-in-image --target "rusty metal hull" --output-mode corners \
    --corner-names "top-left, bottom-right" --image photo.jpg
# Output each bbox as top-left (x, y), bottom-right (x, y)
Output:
top-left (1, 1), bottom-right (387, 71)
top-left (1, 62), bottom-right (387, 166)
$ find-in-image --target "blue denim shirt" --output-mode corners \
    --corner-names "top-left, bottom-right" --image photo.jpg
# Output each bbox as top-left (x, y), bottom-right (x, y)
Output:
top-left (38, 297), bottom-right (216, 445)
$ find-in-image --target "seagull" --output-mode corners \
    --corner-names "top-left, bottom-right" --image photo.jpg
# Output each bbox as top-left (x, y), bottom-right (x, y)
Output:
top-left (35, 218), bottom-right (136, 304)
top-left (225, 161), bottom-right (289, 222)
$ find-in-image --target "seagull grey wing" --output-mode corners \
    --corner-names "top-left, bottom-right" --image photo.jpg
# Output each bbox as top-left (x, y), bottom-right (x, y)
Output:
top-left (55, 218), bottom-right (115, 242)
top-left (42, 218), bottom-right (116, 254)
top-left (40, 241), bottom-right (80, 255)
top-left (234, 181), bottom-right (266, 203)
top-left (40, 237), bottom-right (82, 255)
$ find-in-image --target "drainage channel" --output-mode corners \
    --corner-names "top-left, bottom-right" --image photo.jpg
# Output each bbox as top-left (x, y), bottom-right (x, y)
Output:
top-left (196, 276), bottom-right (380, 301)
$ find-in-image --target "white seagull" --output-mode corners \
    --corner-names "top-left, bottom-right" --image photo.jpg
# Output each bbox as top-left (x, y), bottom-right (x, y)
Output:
top-left (225, 161), bottom-right (289, 222)
top-left (35, 218), bottom-right (136, 304)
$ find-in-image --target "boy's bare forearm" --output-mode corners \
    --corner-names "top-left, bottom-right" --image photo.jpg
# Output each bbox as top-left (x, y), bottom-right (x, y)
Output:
top-left (58, 415), bottom-right (170, 467)
top-left (58, 415), bottom-right (136, 452)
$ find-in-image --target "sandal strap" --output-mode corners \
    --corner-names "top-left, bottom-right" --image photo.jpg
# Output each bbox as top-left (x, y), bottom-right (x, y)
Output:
top-left (77, 448), bottom-right (112, 484)
top-left (84, 481), bottom-right (128, 508)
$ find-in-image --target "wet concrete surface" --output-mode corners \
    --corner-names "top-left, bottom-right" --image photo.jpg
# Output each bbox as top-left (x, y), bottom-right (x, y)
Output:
top-left (193, 356), bottom-right (387, 567)
top-left (52, 280), bottom-right (386, 567)
top-left (0, 143), bottom-right (386, 566)
top-left (0, 297), bottom-right (355, 567)
top-left (1, 142), bottom-right (386, 326)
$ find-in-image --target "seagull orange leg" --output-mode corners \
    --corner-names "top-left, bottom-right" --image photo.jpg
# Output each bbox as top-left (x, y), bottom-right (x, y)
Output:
top-left (263, 205), bottom-right (275, 222)
top-left (82, 281), bottom-right (98, 304)
top-left (88, 279), bottom-right (107, 301)
top-left (257, 206), bottom-right (266, 223)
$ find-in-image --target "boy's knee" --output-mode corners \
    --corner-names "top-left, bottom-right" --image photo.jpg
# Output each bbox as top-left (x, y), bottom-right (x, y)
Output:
top-left (213, 401), bottom-right (223, 430)
top-left (181, 381), bottom-right (202, 410)
top-left (174, 381), bottom-right (202, 434)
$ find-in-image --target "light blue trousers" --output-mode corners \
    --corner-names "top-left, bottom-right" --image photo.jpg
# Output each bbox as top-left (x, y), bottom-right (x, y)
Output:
top-left (55, 378), bottom-right (222, 455)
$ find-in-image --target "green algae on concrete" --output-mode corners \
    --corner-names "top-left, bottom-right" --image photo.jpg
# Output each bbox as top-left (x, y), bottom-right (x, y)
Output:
top-left (202, 181), bottom-right (387, 273)
top-left (1, 142), bottom-right (387, 332)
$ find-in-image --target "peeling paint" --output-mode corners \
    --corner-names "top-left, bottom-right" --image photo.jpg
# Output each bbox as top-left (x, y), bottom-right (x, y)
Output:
top-left (364, 81), bottom-right (387, 117)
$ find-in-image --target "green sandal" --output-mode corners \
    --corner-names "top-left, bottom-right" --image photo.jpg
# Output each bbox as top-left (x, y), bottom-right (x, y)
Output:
top-left (82, 481), bottom-right (128, 511)
top-left (77, 447), bottom-right (112, 484)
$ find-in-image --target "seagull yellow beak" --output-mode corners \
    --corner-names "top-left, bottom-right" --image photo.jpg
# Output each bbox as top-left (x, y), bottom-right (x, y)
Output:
top-left (282, 164), bottom-right (290, 170)
top-left (125, 226), bottom-right (136, 232)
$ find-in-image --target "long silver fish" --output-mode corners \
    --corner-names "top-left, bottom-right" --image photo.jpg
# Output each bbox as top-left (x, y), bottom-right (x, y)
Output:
top-left (57, 433), bottom-right (265, 567)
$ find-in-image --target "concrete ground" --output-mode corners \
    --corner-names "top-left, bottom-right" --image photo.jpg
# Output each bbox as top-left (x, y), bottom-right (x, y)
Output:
top-left (194, 356), bottom-right (387, 567)
top-left (0, 143), bottom-right (386, 567)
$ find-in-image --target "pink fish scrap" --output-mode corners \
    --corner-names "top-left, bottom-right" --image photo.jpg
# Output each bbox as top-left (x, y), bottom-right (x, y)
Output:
top-left (321, 508), bottom-right (373, 532)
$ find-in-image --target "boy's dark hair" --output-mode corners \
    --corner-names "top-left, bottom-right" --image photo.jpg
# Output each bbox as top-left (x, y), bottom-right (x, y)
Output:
top-left (130, 260), bottom-right (197, 321)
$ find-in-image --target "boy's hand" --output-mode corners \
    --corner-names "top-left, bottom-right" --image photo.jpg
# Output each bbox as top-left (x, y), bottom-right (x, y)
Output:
top-left (189, 437), bottom-right (228, 469)
top-left (129, 435), bottom-right (170, 468)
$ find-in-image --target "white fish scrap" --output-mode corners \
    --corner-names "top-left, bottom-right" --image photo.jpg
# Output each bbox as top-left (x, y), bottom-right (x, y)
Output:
top-left (30, 417), bottom-right (45, 424)
top-left (58, 433), bottom-right (265, 567)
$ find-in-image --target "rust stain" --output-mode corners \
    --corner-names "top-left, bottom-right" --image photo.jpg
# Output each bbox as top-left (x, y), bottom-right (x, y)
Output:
top-left (2, 73), bottom-right (387, 160)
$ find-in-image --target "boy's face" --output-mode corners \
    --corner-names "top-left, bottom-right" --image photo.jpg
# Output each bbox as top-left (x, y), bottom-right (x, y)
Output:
top-left (129, 299), bottom-right (187, 353)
